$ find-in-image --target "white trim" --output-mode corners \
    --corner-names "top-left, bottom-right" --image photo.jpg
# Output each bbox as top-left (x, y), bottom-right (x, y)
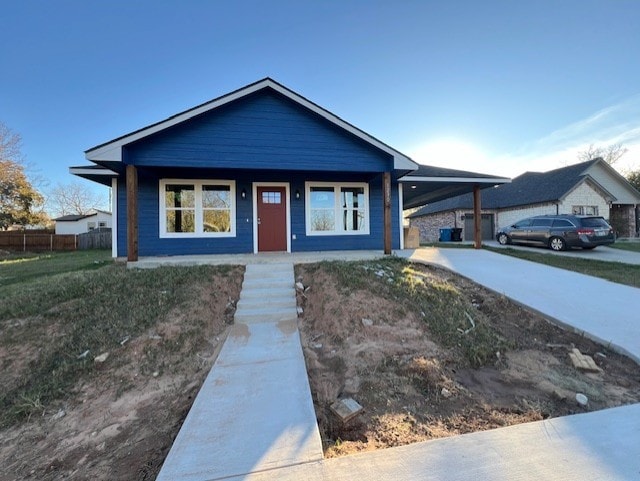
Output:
top-left (252, 182), bottom-right (291, 253)
top-left (85, 78), bottom-right (418, 171)
top-left (400, 176), bottom-right (511, 184)
top-left (158, 179), bottom-right (236, 238)
top-left (69, 167), bottom-right (116, 176)
top-left (398, 183), bottom-right (404, 250)
top-left (111, 178), bottom-right (118, 258)
top-left (304, 181), bottom-right (370, 236)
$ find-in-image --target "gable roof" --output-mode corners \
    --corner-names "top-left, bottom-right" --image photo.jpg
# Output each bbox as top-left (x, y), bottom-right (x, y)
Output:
top-left (409, 159), bottom-right (615, 217)
top-left (53, 213), bottom-right (96, 222)
top-left (53, 210), bottom-right (112, 222)
top-left (85, 77), bottom-right (418, 172)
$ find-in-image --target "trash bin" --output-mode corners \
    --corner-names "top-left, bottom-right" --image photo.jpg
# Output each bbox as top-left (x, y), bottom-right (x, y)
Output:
top-left (451, 228), bottom-right (463, 242)
top-left (439, 228), bottom-right (452, 242)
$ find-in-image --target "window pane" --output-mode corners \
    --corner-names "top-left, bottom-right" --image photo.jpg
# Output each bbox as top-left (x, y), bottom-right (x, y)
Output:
top-left (343, 209), bottom-right (365, 231)
top-left (166, 209), bottom-right (195, 233)
top-left (341, 187), bottom-right (365, 209)
top-left (310, 187), bottom-right (335, 209)
top-left (165, 184), bottom-right (195, 208)
top-left (202, 185), bottom-right (231, 209)
top-left (262, 191), bottom-right (282, 204)
top-left (203, 210), bottom-right (231, 232)
top-left (310, 209), bottom-right (335, 231)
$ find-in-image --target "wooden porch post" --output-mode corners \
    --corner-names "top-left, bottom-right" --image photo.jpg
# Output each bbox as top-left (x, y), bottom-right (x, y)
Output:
top-left (383, 172), bottom-right (392, 255)
top-left (126, 164), bottom-right (139, 262)
top-left (473, 185), bottom-right (481, 249)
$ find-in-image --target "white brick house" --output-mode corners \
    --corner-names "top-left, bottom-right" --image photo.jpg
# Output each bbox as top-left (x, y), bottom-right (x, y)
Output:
top-left (409, 159), bottom-right (640, 243)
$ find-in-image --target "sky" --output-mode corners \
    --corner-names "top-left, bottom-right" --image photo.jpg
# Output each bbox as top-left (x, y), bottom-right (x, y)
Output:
top-left (2, 0), bottom-right (640, 213)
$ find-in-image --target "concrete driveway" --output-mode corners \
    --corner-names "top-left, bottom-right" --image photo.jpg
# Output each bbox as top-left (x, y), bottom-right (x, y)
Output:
top-left (485, 240), bottom-right (640, 265)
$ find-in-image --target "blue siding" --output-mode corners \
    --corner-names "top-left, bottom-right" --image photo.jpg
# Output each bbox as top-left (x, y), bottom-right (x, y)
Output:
top-left (116, 169), bottom-right (401, 257)
top-left (125, 90), bottom-right (394, 173)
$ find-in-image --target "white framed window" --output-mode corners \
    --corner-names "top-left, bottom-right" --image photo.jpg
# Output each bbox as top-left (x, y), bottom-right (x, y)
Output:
top-left (572, 205), bottom-right (598, 216)
top-left (159, 179), bottom-right (236, 238)
top-left (87, 222), bottom-right (96, 231)
top-left (305, 182), bottom-right (369, 235)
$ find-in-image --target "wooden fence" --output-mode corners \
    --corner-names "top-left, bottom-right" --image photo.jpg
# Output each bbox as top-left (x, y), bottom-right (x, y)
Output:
top-left (0, 229), bottom-right (111, 252)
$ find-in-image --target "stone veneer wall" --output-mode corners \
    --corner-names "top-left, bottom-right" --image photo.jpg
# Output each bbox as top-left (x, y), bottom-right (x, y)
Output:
top-left (409, 211), bottom-right (457, 243)
top-left (610, 204), bottom-right (637, 237)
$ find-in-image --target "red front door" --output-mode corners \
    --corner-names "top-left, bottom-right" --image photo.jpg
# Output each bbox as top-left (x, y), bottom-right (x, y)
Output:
top-left (257, 186), bottom-right (287, 252)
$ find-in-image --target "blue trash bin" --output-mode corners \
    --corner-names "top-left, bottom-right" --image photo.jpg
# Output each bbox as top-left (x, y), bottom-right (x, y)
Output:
top-left (439, 228), bottom-right (452, 242)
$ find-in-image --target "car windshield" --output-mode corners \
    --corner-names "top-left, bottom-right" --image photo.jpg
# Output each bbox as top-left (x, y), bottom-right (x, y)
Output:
top-left (581, 217), bottom-right (610, 228)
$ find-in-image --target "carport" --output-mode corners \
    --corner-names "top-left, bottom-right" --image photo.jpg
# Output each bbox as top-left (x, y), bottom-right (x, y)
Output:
top-left (400, 165), bottom-right (510, 248)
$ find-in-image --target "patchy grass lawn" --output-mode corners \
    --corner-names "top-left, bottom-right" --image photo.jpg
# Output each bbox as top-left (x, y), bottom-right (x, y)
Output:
top-left (296, 258), bottom-right (640, 457)
top-left (484, 246), bottom-right (640, 288)
top-left (0, 251), bottom-right (243, 480)
top-left (0, 250), bottom-right (112, 287)
top-left (609, 241), bottom-right (640, 253)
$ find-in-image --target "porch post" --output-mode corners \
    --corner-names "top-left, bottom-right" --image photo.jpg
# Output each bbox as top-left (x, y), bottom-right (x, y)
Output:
top-left (126, 164), bottom-right (139, 262)
top-left (473, 184), bottom-right (481, 249)
top-left (383, 172), bottom-right (392, 255)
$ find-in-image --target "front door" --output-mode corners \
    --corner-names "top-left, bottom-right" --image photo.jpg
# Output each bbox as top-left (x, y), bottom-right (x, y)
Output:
top-left (257, 186), bottom-right (287, 252)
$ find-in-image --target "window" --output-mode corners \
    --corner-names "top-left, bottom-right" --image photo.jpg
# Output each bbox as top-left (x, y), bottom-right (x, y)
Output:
top-left (87, 222), bottom-right (96, 231)
top-left (572, 205), bottom-right (598, 216)
top-left (531, 218), bottom-right (553, 227)
top-left (552, 219), bottom-right (574, 228)
top-left (98, 221), bottom-right (107, 228)
top-left (160, 180), bottom-right (235, 237)
top-left (306, 182), bottom-right (369, 235)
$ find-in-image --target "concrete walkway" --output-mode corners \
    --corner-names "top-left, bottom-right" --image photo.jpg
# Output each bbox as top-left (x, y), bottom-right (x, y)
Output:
top-left (399, 248), bottom-right (640, 363)
top-left (224, 403), bottom-right (640, 480)
top-left (156, 263), bottom-right (322, 481)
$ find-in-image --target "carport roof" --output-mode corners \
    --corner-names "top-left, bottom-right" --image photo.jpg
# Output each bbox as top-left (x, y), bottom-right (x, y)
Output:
top-left (400, 165), bottom-right (510, 210)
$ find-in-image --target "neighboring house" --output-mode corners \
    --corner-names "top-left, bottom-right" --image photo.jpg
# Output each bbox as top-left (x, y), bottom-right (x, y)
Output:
top-left (53, 210), bottom-right (112, 235)
top-left (410, 159), bottom-right (640, 242)
top-left (70, 78), bottom-right (507, 260)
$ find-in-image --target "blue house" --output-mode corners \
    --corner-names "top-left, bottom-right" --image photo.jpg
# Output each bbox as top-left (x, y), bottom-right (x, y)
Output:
top-left (72, 78), bottom-right (508, 260)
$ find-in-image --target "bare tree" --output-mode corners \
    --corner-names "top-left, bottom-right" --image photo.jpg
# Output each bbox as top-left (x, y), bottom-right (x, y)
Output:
top-left (577, 143), bottom-right (628, 165)
top-left (47, 181), bottom-right (107, 217)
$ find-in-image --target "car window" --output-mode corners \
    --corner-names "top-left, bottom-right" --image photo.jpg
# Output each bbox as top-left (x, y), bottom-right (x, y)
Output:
top-left (552, 219), bottom-right (574, 228)
top-left (581, 217), bottom-right (610, 228)
top-left (513, 219), bottom-right (532, 228)
top-left (530, 218), bottom-right (553, 227)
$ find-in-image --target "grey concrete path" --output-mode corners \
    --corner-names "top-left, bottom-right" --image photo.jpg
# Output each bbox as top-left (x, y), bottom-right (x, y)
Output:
top-left (399, 248), bottom-right (640, 363)
top-left (156, 263), bottom-right (322, 481)
top-left (225, 403), bottom-right (640, 481)
top-left (128, 250), bottom-right (384, 268)
top-left (485, 240), bottom-right (640, 265)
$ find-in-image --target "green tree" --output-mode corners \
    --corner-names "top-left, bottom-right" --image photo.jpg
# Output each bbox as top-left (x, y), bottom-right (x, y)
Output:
top-left (627, 170), bottom-right (640, 193)
top-left (0, 122), bottom-right (47, 229)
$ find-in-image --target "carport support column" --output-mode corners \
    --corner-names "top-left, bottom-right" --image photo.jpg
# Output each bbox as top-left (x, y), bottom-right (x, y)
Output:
top-left (126, 164), bottom-right (139, 262)
top-left (383, 172), bottom-right (392, 255)
top-left (473, 185), bottom-right (481, 249)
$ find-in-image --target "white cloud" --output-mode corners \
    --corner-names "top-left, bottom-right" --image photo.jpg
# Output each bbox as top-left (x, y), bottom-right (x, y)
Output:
top-left (502, 94), bottom-right (640, 176)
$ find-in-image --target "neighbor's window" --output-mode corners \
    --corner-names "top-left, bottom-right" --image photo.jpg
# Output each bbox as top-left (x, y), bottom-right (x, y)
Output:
top-left (572, 205), bottom-right (598, 216)
top-left (306, 183), bottom-right (369, 235)
top-left (160, 180), bottom-right (235, 237)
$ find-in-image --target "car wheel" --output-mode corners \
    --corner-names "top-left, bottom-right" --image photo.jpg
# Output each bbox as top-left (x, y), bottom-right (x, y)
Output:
top-left (549, 237), bottom-right (566, 251)
top-left (497, 233), bottom-right (510, 245)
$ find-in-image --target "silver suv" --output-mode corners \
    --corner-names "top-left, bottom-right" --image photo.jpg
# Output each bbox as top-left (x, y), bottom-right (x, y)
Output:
top-left (496, 215), bottom-right (615, 251)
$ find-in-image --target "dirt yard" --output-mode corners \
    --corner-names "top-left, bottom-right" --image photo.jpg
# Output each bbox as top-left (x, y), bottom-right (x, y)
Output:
top-left (0, 265), bottom-right (243, 481)
top-left (295, 259), bottom-right (640, 457)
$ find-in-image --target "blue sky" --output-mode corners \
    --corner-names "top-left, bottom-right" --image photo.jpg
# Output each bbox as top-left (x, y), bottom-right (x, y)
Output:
top-left (2, 1), bottom-right (639, 211)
